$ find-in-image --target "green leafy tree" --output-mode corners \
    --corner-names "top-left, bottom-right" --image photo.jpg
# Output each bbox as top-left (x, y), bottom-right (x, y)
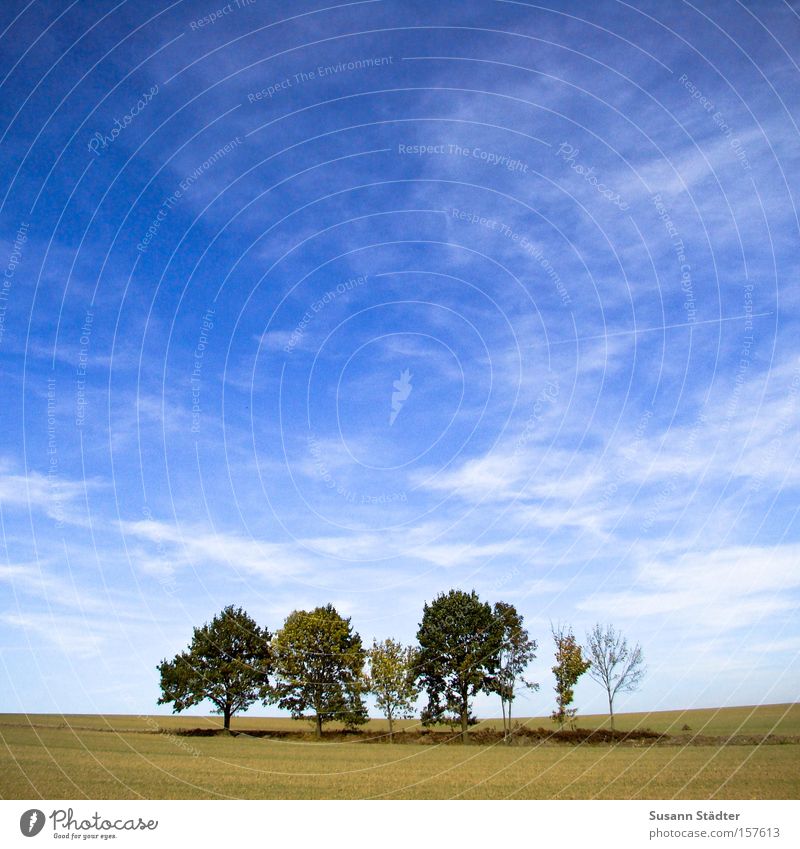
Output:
top-left (551, 623), bottom-right (591, 728)
top-left (267, 604), bottom-right (368, 737)
top-left (157, 605), bottom-right (271, 731)
top-left (492, 601), bottom-right (538, 741)
top-left (585, 623), bottom-right (645, 731)
top-left (367, 638), bottom-right (419, 741)
top-left (414, 589), bottom-right (502, 741)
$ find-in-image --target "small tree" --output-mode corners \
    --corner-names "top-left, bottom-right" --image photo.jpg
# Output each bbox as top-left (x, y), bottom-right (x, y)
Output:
top-left (157, 605), bottom-right (271, 731)
top-left (367, 638), bottom-right (419, 741)
top-left (267, 604), bottom-right (367, 737)
top-left (585, 623), bottom-right (645, 731)
top-left (551, 623), bottom-right (591, 729)
top-left (414, 589), bottom-right (501, 741)
top-left (492, 601), bottom-right (538, 741)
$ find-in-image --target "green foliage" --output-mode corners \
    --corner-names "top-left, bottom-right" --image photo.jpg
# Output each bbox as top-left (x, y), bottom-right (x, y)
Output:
top-left (267, 604), bottom-right (368, 736)
top-left (157, 605), bottom-right (271, 729)
top-left (414, 589), bottom-right (502, 736)
top-left (367, 639), bottom-right (419, 740)
top-left (551, 623), bottom-right (591, 728)
top-left (491, 601), bottom-right (538, 737)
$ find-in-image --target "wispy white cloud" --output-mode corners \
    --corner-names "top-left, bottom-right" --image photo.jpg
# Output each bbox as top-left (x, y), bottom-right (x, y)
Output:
top-left (1, 611), bottom-right (106, 657)
top-left (578, 544), bottom-right (800, 630)
top-left (0, 463), bottom-right (92, 525)
top-left (118, 516), bottom-right (312, 581)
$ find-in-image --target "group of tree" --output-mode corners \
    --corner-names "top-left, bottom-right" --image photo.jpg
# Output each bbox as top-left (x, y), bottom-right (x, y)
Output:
top-left (157, 594), bottom-right (644, 740)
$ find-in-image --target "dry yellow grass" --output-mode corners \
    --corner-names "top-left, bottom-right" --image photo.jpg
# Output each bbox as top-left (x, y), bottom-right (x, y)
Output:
top-left (1, 705), bottom-right (797, 799)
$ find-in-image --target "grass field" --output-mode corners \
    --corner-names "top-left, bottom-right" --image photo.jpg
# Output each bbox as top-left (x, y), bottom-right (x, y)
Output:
top-left (1, 704), bottom-right (798, 800)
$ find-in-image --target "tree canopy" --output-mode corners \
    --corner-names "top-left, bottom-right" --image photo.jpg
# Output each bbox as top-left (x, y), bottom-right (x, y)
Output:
top-left (551, 623), bottom-right (591, 728)
top-left (268, 604), bottom-right (368, 737)
top-left (157, 605), bottom-right (271, 730)
top-left (414, 589), bottom-right (501, 739)
top-left (491, 601), bottom-right (538, 740)
top-left (367, 638), bottom-right (419, 741)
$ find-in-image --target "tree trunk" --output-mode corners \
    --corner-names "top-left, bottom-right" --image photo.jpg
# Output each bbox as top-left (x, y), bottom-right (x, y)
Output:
top-left (501, 698), bottom-right (507, 742)
top-left (315, 713), bottom-right (322, 739)
top-left (223, 705), bottom-right (232, 732)
top-left (608, 693), bottom-right (615, 734)
top-left (388, 714), bottom-right (394, 743)
top-left (460, 696), bottom-right (468, 743)
top-left (507, 699), bottom-right (513, 744)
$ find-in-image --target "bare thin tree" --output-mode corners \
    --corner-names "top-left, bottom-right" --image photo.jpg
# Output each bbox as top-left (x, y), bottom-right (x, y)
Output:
top-left (585, 624), bottom-right (645, 732)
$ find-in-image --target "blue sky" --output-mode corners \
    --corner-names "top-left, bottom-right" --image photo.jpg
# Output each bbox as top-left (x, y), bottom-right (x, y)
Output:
top-left (0, 0), bottom-right (798, 721)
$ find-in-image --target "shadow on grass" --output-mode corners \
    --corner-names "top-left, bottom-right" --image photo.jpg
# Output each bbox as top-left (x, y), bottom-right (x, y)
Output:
top-left (161, 725), bottom-right (800, 746)
top-left (165, 725), bottom-right (667, 745)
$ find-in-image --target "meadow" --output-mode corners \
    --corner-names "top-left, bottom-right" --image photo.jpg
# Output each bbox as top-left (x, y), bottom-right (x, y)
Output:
top-left (1, 704), bottom-right (797, 800)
